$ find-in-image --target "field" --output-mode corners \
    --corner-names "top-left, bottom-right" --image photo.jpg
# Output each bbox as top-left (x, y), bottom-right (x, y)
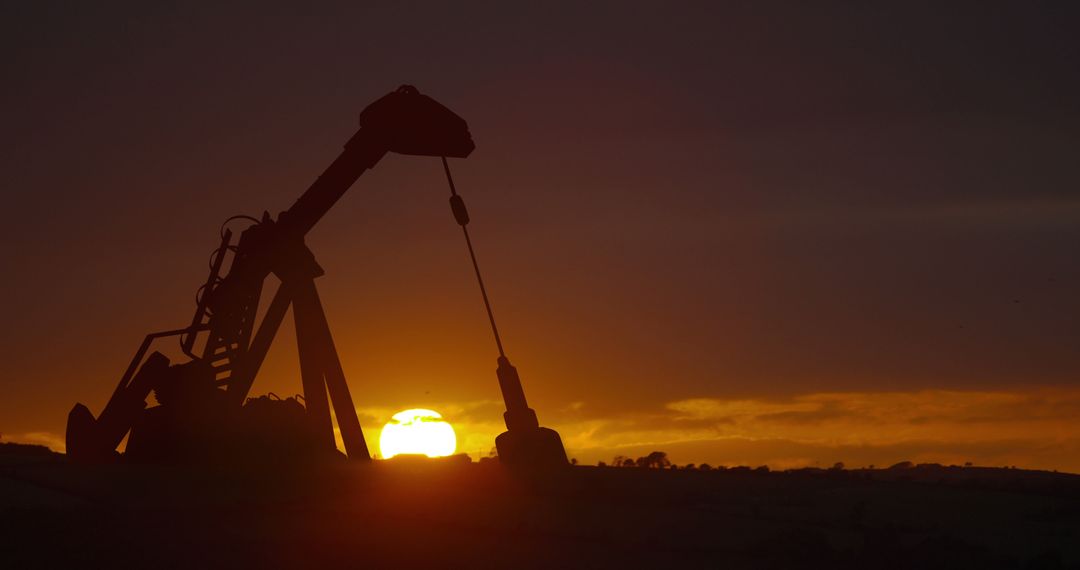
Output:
top-left (2, 446), bottom-right (1079, 569)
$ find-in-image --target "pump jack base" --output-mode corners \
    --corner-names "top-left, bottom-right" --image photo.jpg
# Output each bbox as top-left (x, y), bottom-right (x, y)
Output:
top-left (495, 427), bottom-right (568, 469)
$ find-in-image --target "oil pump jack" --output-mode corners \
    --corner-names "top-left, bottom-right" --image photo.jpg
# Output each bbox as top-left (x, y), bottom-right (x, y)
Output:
top-left (66, 86), bottom-right (568, 468)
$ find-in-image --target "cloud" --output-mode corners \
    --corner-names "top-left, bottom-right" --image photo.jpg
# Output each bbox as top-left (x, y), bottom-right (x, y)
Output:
top-left (13, 389), bottom-right (1080, 472)
top-left (542, 388), bottom-right (1080, 472)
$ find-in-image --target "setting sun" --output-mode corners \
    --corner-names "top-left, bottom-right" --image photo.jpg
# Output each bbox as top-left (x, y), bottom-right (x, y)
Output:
top-left (378, 409), bottom-right (457, 459)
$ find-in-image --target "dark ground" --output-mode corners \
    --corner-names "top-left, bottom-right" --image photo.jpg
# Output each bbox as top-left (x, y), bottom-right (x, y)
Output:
top-left (2, 446), bottom-right (1079, 569)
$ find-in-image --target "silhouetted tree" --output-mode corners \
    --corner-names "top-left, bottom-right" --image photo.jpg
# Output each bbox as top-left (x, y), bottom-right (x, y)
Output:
top-left (831, 462), bottom-right (845, 471)
top-left (634, 451), bottom-right (671, 469)
top-left (699, 463), bottom-right (712, 471)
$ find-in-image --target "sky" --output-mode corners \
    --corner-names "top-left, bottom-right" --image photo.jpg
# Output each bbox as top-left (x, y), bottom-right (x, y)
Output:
top-left (2, 1), bottom-right (1079, 470)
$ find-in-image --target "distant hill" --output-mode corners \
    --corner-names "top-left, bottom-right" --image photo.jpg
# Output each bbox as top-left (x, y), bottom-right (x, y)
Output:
top-left (0, 441), bottom-right (58, 458)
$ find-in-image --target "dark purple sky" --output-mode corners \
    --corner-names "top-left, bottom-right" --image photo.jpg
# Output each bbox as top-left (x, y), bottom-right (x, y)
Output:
top-left (2, 2), bottom-right (1078, 468)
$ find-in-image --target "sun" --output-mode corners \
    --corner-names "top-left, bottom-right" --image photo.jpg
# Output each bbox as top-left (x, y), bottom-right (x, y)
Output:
top-left (379, 408), bottom-right (457, 459)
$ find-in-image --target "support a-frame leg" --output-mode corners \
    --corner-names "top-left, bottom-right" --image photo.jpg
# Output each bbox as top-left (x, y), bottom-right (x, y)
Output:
top-left (294, 280), bottom-right (336, 453)
top-left (292, 278), bottom-right (370, 460)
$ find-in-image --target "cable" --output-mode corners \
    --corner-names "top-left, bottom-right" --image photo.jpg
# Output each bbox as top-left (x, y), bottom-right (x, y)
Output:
top-left (181, 215), bottom-right (258, 354)
top-left (442, 156), bottom-right (505, 358)
top-left (219, 214), bottom-right (261, 239)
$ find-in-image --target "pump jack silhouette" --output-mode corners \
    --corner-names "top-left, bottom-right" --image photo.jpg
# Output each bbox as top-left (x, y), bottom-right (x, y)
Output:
top-left (66, 86), bottom-right (567, 468)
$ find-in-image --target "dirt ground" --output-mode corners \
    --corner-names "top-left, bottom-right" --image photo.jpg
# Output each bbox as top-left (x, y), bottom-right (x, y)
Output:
top-left (2, 451), bottom-right (1079, 569)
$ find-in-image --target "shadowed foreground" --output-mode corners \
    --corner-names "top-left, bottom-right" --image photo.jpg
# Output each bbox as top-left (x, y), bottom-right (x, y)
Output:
top-left (2, 450), bottom-right (1079, 569)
